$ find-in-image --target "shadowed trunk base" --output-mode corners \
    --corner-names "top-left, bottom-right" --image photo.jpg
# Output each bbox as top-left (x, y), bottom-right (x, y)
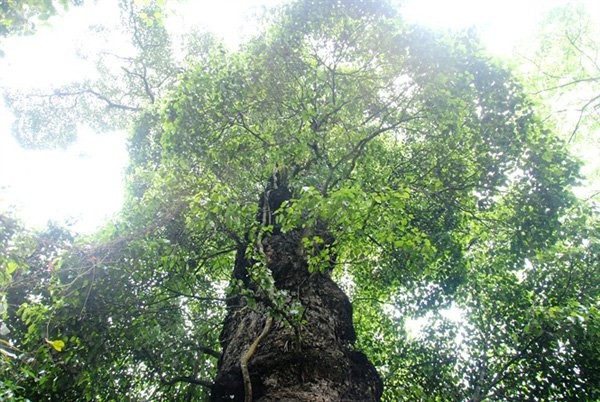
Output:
top-left (211, 228), bottom-right (383, 401)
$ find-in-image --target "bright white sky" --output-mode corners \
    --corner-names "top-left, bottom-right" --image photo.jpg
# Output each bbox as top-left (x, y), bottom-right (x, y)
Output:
top-left (0, 0), bottom-right (594, 234)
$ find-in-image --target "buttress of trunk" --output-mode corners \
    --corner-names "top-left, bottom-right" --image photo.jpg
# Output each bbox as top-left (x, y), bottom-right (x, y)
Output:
top-left (211, 188), bottom-right (383, 401)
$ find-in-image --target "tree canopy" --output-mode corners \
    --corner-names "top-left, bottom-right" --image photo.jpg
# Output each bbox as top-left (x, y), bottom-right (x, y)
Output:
top-left (518, 0), bottom-right (600, 195)
top-left (1, 1), bottom-right (598, 401)
top-left (0, 0), bottom-right (80, 37)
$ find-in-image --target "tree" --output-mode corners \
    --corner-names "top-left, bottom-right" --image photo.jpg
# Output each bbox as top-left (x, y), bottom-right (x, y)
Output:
top-left (0, 0), bottom-right (81, 37)
top-left (3, 0), bottom-right (185, 148)
top-left (1, 0), bottom-right (598, 400)
top-left (525, 1), bottom-right (599, 141)
top-left (518, 0), bottom-right (600, 195)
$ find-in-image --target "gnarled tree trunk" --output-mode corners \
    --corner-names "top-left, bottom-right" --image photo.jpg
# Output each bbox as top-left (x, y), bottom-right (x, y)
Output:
top-left (211, 187), bottom-right (382, 401)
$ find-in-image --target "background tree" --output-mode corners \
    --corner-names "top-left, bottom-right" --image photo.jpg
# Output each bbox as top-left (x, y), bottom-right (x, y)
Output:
top-left (518, 0), bottom-right (600, 197)
top-left (0, 0), bottom-right (598, 401)
top-left (3, 0), bottom-right (192, 148)
top-left (0, 0), bottom-right (82, 37)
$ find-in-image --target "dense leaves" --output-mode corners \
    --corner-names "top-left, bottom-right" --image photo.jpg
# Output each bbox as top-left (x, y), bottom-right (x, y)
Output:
top-left (1, 1), bottom-right (598, 400)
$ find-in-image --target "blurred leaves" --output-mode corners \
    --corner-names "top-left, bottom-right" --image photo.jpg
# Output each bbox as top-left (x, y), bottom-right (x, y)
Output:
top-left (0, 0), bottom-right (76, 37)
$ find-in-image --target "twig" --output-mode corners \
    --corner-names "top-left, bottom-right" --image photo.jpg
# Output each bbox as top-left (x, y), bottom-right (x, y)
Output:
top-left (568, 93), bottom-right (600, 143)
top-left (532, 76), bottom-right (599, 95)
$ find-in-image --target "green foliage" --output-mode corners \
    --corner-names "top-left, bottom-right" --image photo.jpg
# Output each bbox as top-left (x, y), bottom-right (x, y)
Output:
top-left (4, 0), bottom-right (177, 149)
top-left (0, 0), bottom-right (73, 36)
top-left (518, 0), bottom-right (600, 191)
top-left (1, 0), bottom-right (598, 400)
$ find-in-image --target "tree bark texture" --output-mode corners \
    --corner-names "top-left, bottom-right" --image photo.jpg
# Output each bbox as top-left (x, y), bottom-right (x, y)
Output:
top-left (211, 189), bottom-right (383, 401)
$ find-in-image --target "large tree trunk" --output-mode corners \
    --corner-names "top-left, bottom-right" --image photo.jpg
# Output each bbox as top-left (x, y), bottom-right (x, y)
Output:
top-left (210, 189), bottom-right (383, 401)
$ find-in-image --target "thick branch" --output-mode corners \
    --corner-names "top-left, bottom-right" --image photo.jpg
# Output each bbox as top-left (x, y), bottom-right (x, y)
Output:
top-left (121, 65), bottom-right (155, 103)
top-left (31, 88), bottom-right (141, 112)
top-left (195, 345), bottom-right (221, 359)
top-left (84, 88), bottom-right (142, 112)
top-left (165, 376), bottom-right (213, 390)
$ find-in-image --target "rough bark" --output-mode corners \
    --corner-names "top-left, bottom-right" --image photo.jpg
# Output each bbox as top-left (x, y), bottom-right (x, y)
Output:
top-left (211, 187), bottom-right (383, 401)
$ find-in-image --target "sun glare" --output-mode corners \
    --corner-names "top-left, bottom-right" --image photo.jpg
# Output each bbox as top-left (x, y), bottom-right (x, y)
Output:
top-left (0, 105), bottom-right (127, 233)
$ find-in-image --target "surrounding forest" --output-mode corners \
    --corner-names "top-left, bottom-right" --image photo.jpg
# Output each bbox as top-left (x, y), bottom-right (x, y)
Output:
top-left (1, 0), bottom-right (598, 401)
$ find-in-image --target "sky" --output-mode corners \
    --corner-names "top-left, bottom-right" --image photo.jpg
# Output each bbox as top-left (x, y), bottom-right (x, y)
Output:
top-left (0, 0), bottom-right (595, 234)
